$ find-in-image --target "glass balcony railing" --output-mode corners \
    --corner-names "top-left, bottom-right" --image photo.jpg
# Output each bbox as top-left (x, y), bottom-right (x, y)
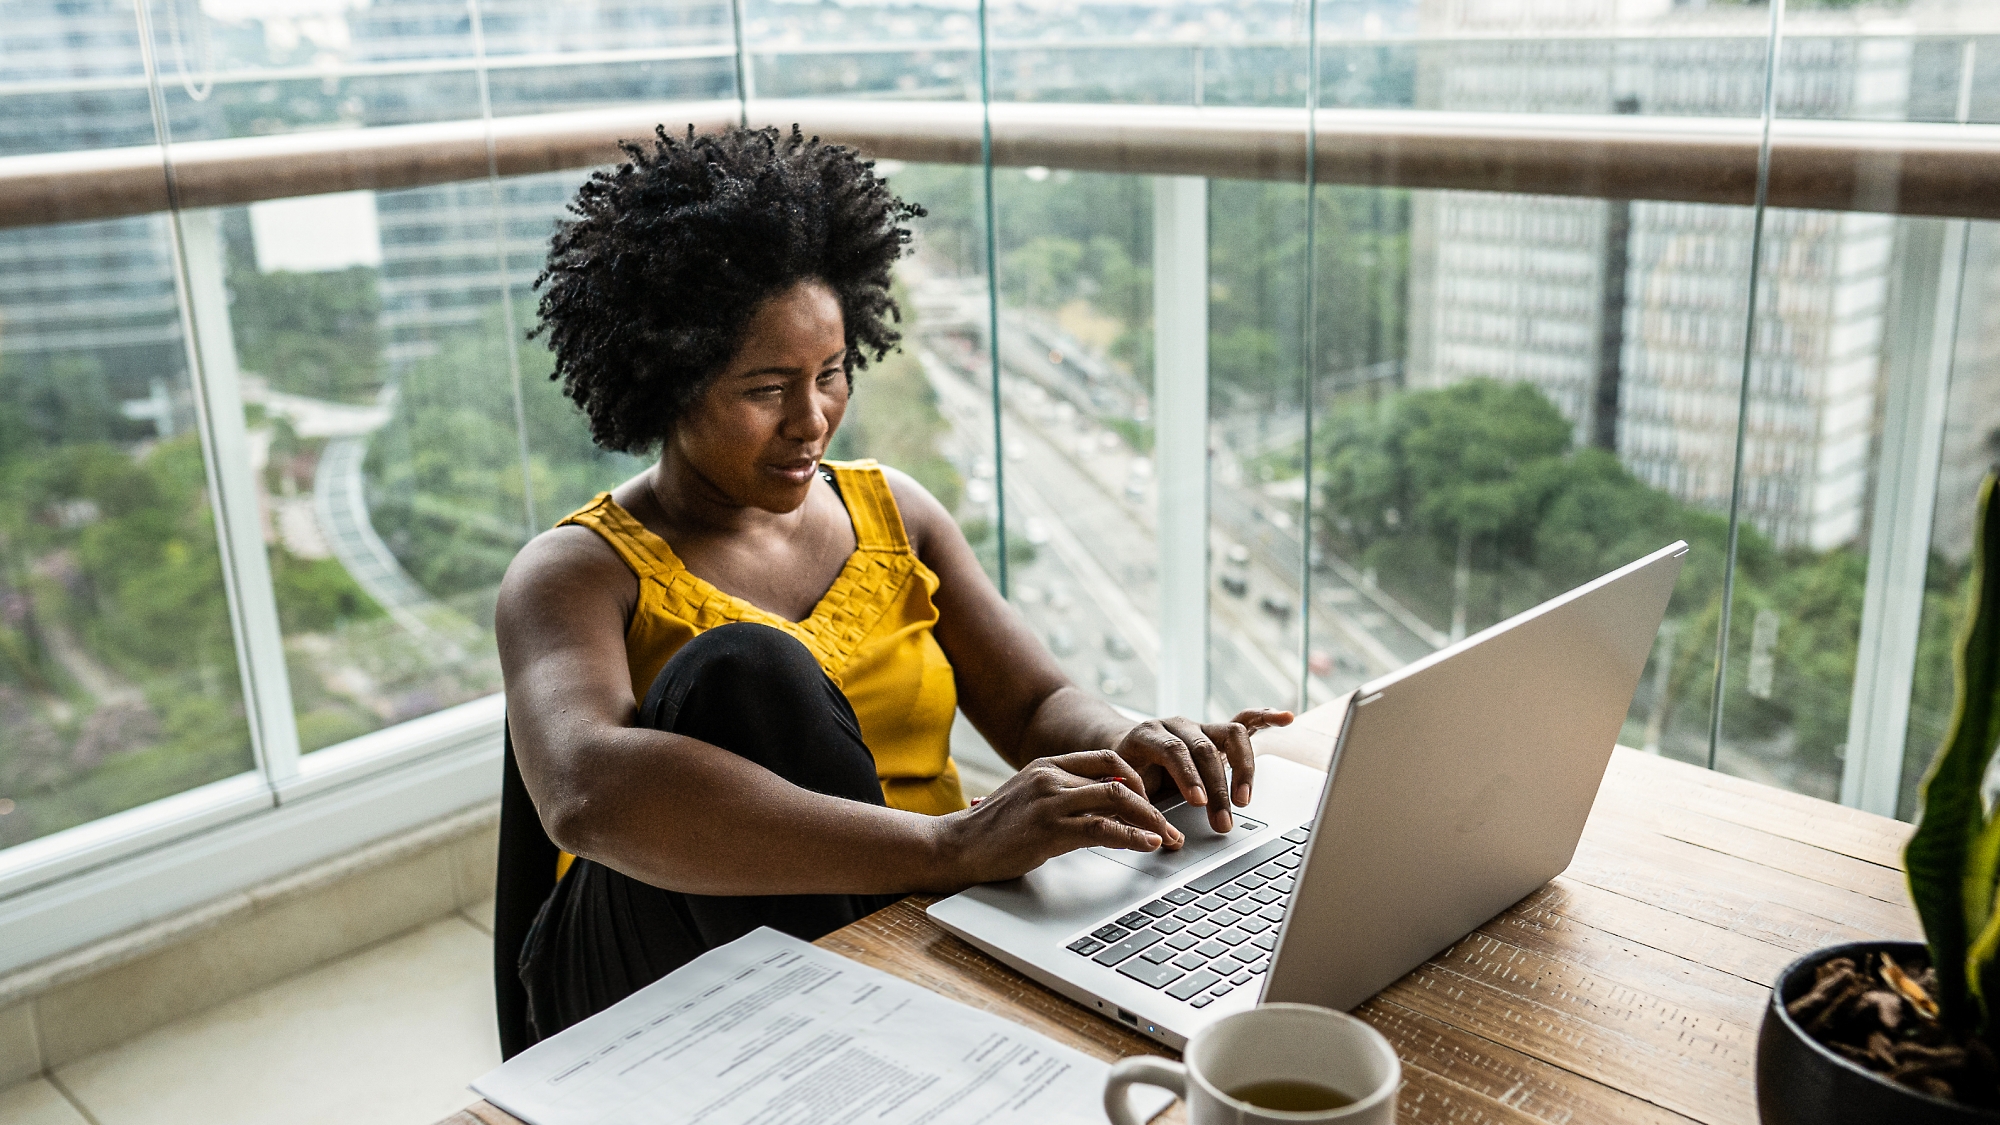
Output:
top-left (1, 0), bottom-right (1997, 970)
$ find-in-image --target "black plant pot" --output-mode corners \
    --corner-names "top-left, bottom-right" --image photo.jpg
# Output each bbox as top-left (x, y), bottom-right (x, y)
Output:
top-left (1758, 940), bottom-right (2000, 1124)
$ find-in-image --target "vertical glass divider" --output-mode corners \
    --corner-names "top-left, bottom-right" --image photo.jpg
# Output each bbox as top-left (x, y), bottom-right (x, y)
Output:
top-left (977, 0), bottom-right (1007, 598)
top-left (173, 209), bottom-right (305, 788)
top-left (1707, 0), bottom-right (1786, 771)
top-left (1153, 176), bottom-right (1210, 719)
top-left (729, 0), bottom-right (752, 127)
top-left (1841, 218), bottom-right (1966, 815)
top-left (1298, 0), bottom-right (1320, 716)
top-left (133, 0), bottom-right (299, 791)
top-left (468, 0), bottom-right (539, 535)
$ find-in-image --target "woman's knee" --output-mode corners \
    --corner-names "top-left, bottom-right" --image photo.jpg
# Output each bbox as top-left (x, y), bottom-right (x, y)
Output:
top-left (639, 623), bottom-right (881, 805)
top-left (639, 622), bottom-right (829, 731)
top-left (682, 622), bottom-right (820, 678)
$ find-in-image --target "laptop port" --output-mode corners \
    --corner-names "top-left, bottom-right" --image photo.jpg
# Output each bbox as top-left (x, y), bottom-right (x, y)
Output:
top-left (1116, 1008), bottom-right (1138, 1026)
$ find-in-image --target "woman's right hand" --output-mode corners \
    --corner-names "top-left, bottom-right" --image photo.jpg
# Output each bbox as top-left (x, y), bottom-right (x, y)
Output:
top-left (931, 750), bottom-right (1187, 887)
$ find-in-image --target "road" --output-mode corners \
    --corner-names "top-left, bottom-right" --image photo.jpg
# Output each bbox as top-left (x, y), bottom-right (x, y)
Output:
top-left (913, 282), bottom-right (1448, 720)
top-left (919, 312), bottom-right (1438, 724)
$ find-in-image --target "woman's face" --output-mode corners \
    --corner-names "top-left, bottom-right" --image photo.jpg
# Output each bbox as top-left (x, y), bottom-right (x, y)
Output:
top-left (670, 278), bottom-right (851, 514)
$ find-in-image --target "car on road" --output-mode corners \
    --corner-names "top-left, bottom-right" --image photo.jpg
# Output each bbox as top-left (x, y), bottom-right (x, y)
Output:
top-left (1103, 633), bottom-right (1134, 660)
top-left (1259, 595), bottom-right (1294, 623)
top-left (1219, 573), bottom-right (1248, 597)
top-left (1047, 626), bottom-right (1078, 656)
top-left (1225, 543), bottom-right (1250, 567)
top-left (1023, 517), bottom-right (1051, 546)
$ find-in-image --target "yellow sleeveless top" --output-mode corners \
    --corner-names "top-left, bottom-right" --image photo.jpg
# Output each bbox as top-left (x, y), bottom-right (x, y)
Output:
top-left (558, 459), bottom-right (967, 818)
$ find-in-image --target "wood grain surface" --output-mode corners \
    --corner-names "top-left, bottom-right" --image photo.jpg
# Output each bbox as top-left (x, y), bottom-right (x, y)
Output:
top-left (440, 742), bottom-right (1916, 1125)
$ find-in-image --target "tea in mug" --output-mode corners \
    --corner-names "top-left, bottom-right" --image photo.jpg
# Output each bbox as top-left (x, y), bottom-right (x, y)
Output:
top-left (1224, 1079), bottom-right (1357, 1112)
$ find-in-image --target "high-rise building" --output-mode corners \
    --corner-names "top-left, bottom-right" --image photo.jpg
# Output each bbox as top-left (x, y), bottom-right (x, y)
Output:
top-left (346, 0), bottom-right (735, 364)
top-left (0, 0), bottom-right (210, 433)
top-left (1406, 0), bottom-right (1929, 552)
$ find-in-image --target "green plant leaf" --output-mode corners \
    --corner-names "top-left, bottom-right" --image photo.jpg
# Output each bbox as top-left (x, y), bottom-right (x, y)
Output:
top-left (1907, 471), bottom-right (2000, 1033)
top-left (1964, 812), bottom-right (2000, 1028)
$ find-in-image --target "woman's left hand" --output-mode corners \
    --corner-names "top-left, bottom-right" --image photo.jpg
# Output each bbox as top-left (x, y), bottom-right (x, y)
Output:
top-left (1108, 708), bottom-right (1294, 835)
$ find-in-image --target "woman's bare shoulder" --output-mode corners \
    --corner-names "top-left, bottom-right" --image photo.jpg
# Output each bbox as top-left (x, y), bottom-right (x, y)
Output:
top-left (497, 524), bottom-right (639, 635)
top-left (874, 464), bottom-right (957, 557)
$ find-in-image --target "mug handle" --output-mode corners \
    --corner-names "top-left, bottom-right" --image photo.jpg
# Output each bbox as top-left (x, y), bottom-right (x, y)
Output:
top-left (1104, 1055), bottom-right (1187, 1125)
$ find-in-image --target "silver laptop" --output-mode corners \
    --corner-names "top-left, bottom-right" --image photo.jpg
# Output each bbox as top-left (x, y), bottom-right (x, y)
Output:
top-left (928, 541), bottom-right (1686, 1048)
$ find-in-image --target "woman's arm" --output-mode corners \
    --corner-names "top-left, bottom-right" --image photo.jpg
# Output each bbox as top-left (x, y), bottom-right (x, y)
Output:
top-left (496, 526), bottom-right (1180, 894)
top-left (888, 469), bottom-right (1292, 835)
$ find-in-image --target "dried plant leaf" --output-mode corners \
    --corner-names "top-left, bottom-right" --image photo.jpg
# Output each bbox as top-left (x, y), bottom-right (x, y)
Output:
top-left (1883, 954), bottom-right (1943, 1021)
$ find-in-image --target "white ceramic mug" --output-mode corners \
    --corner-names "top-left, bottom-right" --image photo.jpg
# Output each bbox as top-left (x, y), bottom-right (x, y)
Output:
top-left (1103, 1004), bottom-right (1398, 1125)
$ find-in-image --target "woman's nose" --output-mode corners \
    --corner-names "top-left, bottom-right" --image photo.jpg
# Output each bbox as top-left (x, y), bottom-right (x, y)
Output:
top-left (782, 389), bottom-right (831, 442)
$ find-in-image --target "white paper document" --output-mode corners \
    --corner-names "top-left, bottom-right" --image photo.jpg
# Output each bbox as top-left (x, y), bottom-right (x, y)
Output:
top-left (473, 927), bottom-right (1173, 1125)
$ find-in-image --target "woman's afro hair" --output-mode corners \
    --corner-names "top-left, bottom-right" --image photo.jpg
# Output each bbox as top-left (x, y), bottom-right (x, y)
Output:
top-left (532, 124), bottom-right (924, 454)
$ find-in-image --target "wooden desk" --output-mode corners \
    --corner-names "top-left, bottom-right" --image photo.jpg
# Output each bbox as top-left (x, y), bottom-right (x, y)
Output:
top-left (443, 744), bottom-right (1917, 1125)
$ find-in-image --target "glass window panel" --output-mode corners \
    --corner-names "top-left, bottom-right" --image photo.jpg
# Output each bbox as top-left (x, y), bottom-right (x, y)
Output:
top-left (1730, 18), bottom-right (2000, 813)
top-left (741, 0), bottom-right (976, 103)
top-left (1209, 178), bottom-right (1316, 718)
top-left (1772, 16), bottom-right (2000, 820)
top-left (1296, 1), bottom-right (1786, 784)
top-left (982, 167), bottom-right (1160, 717)
top-left (224, 181), bottom-right (519, 752)
top-left (1903, 220), bottom-right (2000, 819)
top-left (0, 0), bottom-right (154, 157)
top-left (985, 0), bottom-right (1306, 107)
top-left (0, 3), bottom-right (255, 848)
top-left (474, 0), bottom-right (735, 113)
top-left (1333, 184), bottom-right (1752, 775)
top-left (181, 0), bottom-right (522, 754)
top-left (1285, 184), bottom-right (1422, 715)
top-left (1704, 203), bottom-right (1898, 802)
top-left (0, 208), bottom-right (255, 845)
top-left (1204, 1), bottom-right (1313, 718)
top-left (1409, 5), bottom-right (1783, 122)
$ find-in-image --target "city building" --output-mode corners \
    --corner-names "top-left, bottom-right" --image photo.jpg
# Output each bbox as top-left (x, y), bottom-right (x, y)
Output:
top-left (346, 0), bottom-right (734, 363)
top-left (1405, 0), bottom-right (1942, 552)
top-left (0, 0), bottom-right (214, 437)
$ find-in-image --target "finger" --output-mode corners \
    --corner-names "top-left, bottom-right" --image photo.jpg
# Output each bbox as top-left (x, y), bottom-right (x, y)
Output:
top-left (1209, 720), bottom-right (1257, 807)
top-left (1161, 717), bottom-right (1233, 833)
top-left (1077, 814), bottom-right (1164, 853)
top-left (1130, 721), bottom-right (1207, 808)
top-left (1231, 708), bottom-right (1295, 732)
top-left (1045, 749), bottom-right (1147, 796)
top-left (1056, 778), bottom-right (1182, 848)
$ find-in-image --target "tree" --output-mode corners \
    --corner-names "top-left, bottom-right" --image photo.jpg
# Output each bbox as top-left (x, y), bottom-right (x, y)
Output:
top-left (1314, 376), bottom-right (1845, 774)
top-left (228, 265), bottom-right (384, 403)
top-left (365, 307), bottom-right (648, 600)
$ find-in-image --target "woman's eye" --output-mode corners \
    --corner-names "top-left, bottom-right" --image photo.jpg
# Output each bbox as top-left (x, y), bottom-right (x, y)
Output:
top-left (817, 369), bottom-right (840, 384)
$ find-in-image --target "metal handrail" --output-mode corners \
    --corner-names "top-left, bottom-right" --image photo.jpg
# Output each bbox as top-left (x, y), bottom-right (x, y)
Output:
top-left (2, 97), bottom-right (1996, 230)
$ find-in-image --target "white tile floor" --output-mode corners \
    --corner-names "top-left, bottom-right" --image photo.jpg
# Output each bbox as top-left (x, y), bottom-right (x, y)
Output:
top-left (3, 900), bottom-right (499, 1125)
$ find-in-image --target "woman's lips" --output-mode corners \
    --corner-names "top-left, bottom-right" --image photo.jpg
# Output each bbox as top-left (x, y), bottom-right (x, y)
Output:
top-left (767, 459), bottom-right (818, 484)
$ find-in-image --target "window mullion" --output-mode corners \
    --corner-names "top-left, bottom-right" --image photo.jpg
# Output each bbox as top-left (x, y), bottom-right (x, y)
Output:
top-left (173, 207), bottom-right (303, 790)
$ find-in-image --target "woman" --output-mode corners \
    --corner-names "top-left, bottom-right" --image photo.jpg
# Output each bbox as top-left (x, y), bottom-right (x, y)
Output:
top-left (496, 125), bottom-right (1292, 1043)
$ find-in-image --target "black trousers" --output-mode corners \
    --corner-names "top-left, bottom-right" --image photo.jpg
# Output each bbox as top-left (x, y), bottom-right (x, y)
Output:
top-left (516, 622), bottom-right (900, 1045)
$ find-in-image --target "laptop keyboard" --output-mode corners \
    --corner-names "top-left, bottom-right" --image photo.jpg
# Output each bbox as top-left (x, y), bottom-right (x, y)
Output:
top-left (1063, 825), bottom-right (1310, 1008)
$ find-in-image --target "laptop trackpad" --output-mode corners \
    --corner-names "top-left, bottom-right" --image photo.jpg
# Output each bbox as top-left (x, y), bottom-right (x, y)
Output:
top-left (1091, 803), bottom-right (1265, 878)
